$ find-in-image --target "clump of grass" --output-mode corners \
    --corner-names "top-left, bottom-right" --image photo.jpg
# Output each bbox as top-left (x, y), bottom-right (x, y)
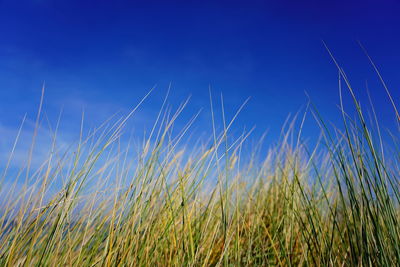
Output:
top-left (0, 58), bottom-right (399, 266)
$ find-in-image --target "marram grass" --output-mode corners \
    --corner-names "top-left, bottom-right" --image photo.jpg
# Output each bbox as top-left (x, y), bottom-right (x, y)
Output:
top-left (1, 72), bottom-right (400, 266)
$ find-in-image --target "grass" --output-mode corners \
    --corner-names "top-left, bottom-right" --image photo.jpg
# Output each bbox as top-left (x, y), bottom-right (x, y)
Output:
top-left (0, 60), bottom-right (400, 266)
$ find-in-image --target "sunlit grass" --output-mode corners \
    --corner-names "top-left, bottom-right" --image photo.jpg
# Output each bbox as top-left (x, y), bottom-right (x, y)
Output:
top-left (1, 60), bottom-right (400, 266)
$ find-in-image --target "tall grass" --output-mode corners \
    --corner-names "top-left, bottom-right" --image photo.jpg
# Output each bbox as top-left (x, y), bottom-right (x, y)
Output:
top-left (0, 62), bottom-right (399, 266)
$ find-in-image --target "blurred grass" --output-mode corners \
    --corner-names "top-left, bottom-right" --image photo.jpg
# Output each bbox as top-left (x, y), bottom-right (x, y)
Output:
top-left (1, 59), bottom-right (400, 266)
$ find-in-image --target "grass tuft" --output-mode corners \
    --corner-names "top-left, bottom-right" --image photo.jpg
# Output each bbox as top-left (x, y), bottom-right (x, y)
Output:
top-left (1, 61), bottom-right (400, 266)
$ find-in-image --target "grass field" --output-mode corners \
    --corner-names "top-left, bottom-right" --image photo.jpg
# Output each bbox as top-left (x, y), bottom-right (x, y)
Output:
top-left (0, 67), bottom-right (400, 266)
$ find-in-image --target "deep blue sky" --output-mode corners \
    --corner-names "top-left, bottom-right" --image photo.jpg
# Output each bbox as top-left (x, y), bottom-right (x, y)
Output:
top-left (0, 0), bottom-right (400, 154)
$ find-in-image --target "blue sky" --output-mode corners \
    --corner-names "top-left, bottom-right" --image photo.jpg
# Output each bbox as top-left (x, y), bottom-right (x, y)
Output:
top-left (0, 0), bottom-right (400, 164)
